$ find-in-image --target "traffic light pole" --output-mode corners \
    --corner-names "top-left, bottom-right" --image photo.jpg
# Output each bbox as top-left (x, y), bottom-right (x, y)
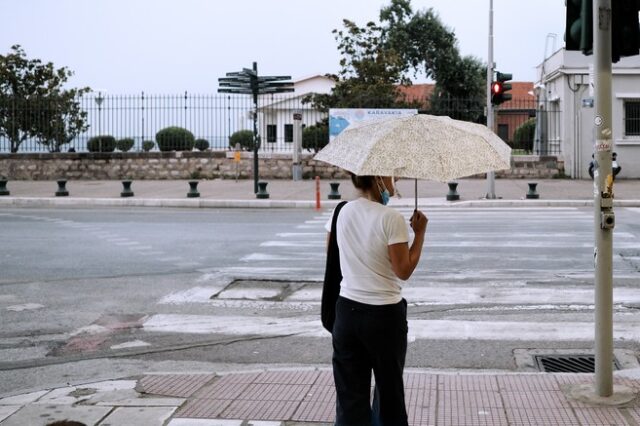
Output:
top-left (486, 0), bottom-right (496, 199)
top-left (593, 0), bottom-right (614, 398)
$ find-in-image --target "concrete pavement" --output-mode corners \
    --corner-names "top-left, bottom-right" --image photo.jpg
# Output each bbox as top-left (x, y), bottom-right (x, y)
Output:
top-left (3, 177), bottom-right (640, 425)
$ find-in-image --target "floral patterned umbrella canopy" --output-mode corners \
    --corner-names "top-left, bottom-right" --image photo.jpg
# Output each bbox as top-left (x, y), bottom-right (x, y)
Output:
top-left (314, 114), bottom-right (512, 183)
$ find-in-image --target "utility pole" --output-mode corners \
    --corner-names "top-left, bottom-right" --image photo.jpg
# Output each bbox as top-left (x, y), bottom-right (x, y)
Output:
top-left (592, 0), bottom-right (615, 397)
top-left (486, 0), bottom-right (496, 199)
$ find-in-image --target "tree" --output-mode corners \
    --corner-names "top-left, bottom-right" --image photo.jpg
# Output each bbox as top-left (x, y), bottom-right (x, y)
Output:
top-left (306, 0), bottom-right (486, 121)
top-left (304, 20), bottom-right (418, 111)
top-left (302, 119), bottom-right (329, 153)
top-left (380, 0), bottom-right (486, 105)
top-left (0, 45), bottom-right (90, 152)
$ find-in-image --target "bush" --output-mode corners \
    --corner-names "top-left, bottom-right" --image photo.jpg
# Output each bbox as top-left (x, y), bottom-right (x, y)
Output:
top-left (513, 118), bottom-right (536, 153)
top-left (302, 124), bottom-right (329, 153)
top-left (155, 126), bottom-right (195, 151)
top-left (116, 138), bottom-right (135, 152)
top-left (142, 140), bottom-right (155, 152)
top-left (87, 135), bottom-right (117, 153)
top-left (229, 130), bottom-right (255, 151)
top-left (194, 138), bottom-right (210, 151)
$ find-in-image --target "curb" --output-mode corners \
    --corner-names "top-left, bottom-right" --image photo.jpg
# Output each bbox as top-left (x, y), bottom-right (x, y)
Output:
top-left (2, 197), bottom-right (640, 209)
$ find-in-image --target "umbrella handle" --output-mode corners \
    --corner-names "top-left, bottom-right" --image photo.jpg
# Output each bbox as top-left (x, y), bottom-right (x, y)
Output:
top-left (414, 179), bottom-right (418, 211)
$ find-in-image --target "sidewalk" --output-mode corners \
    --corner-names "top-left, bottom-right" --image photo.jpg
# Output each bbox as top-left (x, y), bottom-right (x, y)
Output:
top-left (2, 368), bottom-right (640, 425)
top-left (1, 177), bottom-right (640, 208)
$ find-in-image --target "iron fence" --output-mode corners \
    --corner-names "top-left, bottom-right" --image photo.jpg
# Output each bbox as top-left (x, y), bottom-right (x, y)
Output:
top-left (0, 94), bottom-right (562, 156)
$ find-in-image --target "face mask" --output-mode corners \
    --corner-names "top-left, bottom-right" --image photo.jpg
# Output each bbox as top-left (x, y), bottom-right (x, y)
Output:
top-left (380, 189), bottom-right (391, 205)
top-left (377, 178), bottom-right (391, 205)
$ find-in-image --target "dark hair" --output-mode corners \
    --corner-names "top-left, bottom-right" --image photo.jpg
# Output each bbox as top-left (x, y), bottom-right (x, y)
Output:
top-left (350, 173), bottom-right (375, 192)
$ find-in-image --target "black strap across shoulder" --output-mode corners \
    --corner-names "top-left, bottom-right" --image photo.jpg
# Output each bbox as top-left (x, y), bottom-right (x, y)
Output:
top-left (321, 201), bottom-right (347, 333)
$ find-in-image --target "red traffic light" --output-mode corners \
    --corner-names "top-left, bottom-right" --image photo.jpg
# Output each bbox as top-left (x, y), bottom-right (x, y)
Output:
top-left (491, 81), bottom-right (504, 95)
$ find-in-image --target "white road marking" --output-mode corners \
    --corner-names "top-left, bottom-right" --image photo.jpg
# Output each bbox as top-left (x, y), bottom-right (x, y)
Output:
top-left (241, 253), bottom-right (314, 262)
top-left (154, 283), bottom-right (640, 306)
top-left (110, 340), bottom-right (151, 350)
top-left (260, 241), bottom-right (324, 248)
top-left (6, 303), bottom-right (45, 312)
top-left (276, 232), bottom-right (325, 238)
top-left (114, 241), bottom-right (141, 246)
top-left (159, 286), bottom-right (226, 304)
top-left (141, 314), bottom-right (640, 342)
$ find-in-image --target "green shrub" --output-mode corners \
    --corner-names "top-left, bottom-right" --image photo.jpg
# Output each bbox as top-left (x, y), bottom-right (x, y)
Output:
top-left (194, 138), bottom-right (210, 151)
top-left (513, 118), bottom-right (536, 153)
top-left (142, 140), bottom-right (155, 152)
top-left (302, 124), bottom-right (329, 153)
top-left (229, 130), bottom-right (255, 151)
top-left (155, 126), bottom-right (195, 152)
top-left (87, 135), bottom-right (117, 153)
top-left (116, 138), bottom-right (135, 152)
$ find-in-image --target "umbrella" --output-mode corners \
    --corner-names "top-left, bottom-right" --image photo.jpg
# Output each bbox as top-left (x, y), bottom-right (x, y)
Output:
top-left (314, 113), bottom-right (512, 207)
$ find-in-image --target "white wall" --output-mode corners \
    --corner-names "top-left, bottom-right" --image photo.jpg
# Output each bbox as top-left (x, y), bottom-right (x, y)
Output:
top-left (538, 50), bottom-right (640, 178)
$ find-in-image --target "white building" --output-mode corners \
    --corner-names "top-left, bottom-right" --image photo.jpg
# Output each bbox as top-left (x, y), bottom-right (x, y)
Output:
top-left (257, 75), bottom-right (334, 149)
top-left (536, 49), bottom-right (640, 178)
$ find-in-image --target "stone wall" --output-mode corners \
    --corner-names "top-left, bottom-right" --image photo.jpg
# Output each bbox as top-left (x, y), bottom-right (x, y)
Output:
top-left (0, 151), bottom-right (564, 180)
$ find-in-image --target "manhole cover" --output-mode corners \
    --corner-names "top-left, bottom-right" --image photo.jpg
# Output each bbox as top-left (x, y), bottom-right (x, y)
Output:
top-left (535, 354), bottom-right (619, 373)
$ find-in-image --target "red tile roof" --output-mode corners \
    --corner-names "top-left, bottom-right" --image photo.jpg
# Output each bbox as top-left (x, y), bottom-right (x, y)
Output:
top-left (396, 82), bottom-right (535, 110)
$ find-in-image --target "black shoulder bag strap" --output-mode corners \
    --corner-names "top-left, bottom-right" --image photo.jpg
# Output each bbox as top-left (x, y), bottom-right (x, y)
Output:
top-left (321, 201), bottom-right (348, 333)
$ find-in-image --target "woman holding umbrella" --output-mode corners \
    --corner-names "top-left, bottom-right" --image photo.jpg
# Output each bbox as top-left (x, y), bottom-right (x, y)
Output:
top-left (328, 173), bottom-right (427, 426)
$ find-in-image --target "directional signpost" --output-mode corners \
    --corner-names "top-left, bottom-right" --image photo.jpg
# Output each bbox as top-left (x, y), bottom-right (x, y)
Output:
top-left (218, 62), bottom-right (294, 195)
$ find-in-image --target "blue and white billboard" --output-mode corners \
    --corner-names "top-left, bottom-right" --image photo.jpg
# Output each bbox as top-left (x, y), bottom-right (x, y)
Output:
top-left (329, 108), bottom-right (417, 141)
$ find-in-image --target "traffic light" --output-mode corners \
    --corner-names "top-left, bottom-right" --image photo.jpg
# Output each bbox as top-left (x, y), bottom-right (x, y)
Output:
top-left (566, 0), bottom-right (640, 62)
top-left (491, 72), bottom-right (512, 106)
top-left (565, 0), bottom-right (593, 55)
top-left (611, 0), bottom-right (640, 63)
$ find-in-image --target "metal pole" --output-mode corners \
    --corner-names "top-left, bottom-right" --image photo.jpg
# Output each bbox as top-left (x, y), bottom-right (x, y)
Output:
top-left (292, 110), bottom-right (303, 181)
top-left (252, 61), bottom-right (259, 194)
top-left (593, 0), bottom-right (614, 398)
top-left (486, 0), bottom-right (496, 199)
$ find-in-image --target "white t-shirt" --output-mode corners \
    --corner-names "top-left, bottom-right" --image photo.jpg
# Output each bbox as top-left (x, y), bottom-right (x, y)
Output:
top-left (325, 198), bottom-right (410, 305)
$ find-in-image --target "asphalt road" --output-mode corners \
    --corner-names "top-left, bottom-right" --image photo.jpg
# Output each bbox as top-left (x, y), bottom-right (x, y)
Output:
top-left (2, 206), bottom-right (640, 396)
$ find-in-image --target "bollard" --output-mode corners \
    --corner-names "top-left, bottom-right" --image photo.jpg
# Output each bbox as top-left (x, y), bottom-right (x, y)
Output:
top-left (446, 182), bottom-right (460, 201)
top-left (120, 180), bottom-right (134, 197)
top-left (256, 181), bottom-right (270, 199)
top-left (187, 180), bottom-right (200, 198)
top-left (0, 179), bottom-right (9, 196)
top-left (315, 176), bottom-right (321, 210)
top-left (55, 180), bottom-right (69, 197)
top-left (328, 182), bottom-right (341, 200)
top-left (526, 182), bottom-right (540, 199)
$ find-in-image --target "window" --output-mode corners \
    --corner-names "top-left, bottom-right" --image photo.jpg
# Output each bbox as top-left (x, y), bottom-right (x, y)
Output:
top-left (267, 125), bottom-right (277, 143)
top-left (284, 124), bottom-right (293, 143)
top-left (624, 100), bottom-right (640, 137)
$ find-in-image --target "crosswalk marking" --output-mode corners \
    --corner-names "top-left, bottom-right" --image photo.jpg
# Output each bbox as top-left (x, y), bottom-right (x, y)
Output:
top-left (148, 206), bottom-right (640, 346)
top-left (142, 314), bottom-right (640, 342)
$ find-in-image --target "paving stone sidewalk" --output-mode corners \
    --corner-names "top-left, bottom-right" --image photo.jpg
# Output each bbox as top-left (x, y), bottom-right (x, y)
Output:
top-left (2, 369), bottom-right (640, 425)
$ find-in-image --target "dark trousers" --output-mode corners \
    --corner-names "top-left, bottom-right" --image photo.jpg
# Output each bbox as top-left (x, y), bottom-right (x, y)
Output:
top-left (332, 296), bottom-right (408, 426)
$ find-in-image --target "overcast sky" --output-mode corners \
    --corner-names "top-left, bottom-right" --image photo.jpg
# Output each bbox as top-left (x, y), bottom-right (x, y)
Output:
top-left (2, 0), bottom-right (566, 94)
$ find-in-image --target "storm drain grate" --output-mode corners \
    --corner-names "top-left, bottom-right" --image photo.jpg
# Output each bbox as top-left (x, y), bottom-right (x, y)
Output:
top-left (535, 355), bottom-right (619, 373)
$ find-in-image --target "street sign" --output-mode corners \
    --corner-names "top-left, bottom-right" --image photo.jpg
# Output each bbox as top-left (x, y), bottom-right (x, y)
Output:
top-left (218, 88), bottom-right (253, 94)
top-left (217, 62), bottom-right (295, 196)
